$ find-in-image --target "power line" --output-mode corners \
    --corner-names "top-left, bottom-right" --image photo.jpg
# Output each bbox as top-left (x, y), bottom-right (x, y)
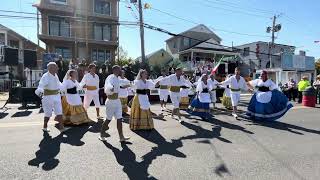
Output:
top-left (143, 23), bottom-right (281, 57)
top-left (149, 7), bottom-right (269, 38)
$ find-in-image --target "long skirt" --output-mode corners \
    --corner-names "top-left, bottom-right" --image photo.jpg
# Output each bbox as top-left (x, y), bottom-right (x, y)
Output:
top-left (130, 95), bottom-right (154, 130)
top-left (179, 96), bottom-right (189, 110)
top-left (246, 90), bottom-right (293, 121)
top-left (187, 96), bottom-right (210, 118)
top-left (61, 96), bottom-right (92, 125)
top-left (120, 97), bottom-right (128, 113)
top-left (222, 94), bottom-right (232, 110)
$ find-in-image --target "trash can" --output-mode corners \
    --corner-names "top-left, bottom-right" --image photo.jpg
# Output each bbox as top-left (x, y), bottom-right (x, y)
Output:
top-left (302, 87), bottom-right (316, 107)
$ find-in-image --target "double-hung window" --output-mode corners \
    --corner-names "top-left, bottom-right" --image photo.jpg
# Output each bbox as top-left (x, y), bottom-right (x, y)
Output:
top-left (49, 16), bottom-right (70, 37)
top-left (94, 0), bottom-right (111, 15)
top-left (93, 23), bottom-right (111, 41)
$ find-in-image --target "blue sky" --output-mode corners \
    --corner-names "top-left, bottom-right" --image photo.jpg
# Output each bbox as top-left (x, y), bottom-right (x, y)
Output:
top-left (1, 0), bottom-right (319, 59)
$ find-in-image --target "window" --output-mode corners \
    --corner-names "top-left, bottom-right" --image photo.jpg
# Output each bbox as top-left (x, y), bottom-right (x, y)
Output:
top-left (49, 17), bottom-right (70, 37)
top-left (92, 49), bottom-right (111, 63)
top-left (243, 47), bottom-right (250, 56)
top-left (50, 0), bottom-right (67, 5)
top-left (94, 0), bottom-right (111, 15)
top-left (173, 41), bottom-right (177, 48)
top-left (0, 33), bottom-right (5, 45)
top-left (55, 47), bottom-right (72, 59)
top-left (183, 38), bottom-right (189, 46)
top-left (93, 23), bottom-right (111, 41)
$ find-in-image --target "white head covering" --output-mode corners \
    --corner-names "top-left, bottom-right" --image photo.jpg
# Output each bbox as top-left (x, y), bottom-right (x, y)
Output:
top-left (47, 62), bottom-right (57, 67)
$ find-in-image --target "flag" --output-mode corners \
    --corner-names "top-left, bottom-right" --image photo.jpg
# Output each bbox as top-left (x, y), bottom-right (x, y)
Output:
top-left (211, 58), bottom-right (223, 75)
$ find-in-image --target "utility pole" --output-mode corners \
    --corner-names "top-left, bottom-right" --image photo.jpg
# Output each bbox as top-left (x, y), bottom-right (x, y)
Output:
top-left (267, 15), bottom-right (282, 69)
top-left (138, 0), bottom-right (146, 68)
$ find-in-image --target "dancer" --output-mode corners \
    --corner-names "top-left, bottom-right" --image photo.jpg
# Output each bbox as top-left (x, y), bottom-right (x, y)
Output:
top-left (208, 74), bottom-right (219, 109)
top-left (188, 74), bottom-right (212, 119)
top-left (179, 75), bottom-right (191, 110)
top-left (119, 70), bottom-right (131, 115)
top-left (130, 69), bottom-right (155, 130)
top-left (155, 72), bottom-right (170, 111)
top-left (80, 64), bottom-right (102, 119)
top-left (99, 65), bottom-right (129, 142)
top-left (220, 68), bottom-right (249, 119)
top-left (246, 70), bottom-right (293, 121)
top-left (162, 68), bottom-right (190, 122)
top-left (61, 70), bottom-right (92, 125)
top-left (221, 76), bottom-right (232, 110)
top-left (35, 62), bottom-right (69, 133)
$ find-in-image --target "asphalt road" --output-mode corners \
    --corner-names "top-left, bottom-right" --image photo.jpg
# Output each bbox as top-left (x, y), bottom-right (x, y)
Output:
top-left (0, 96), bottom-right (320, 180)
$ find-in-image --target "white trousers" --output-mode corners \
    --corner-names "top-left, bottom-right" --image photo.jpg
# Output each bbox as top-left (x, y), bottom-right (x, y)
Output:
top-left (159, 89), bottom-right (169, 102)
top-left (83, 93), bottom-right (100, 109)
top-left (42, 95), bottom-right (62, 118)
top-left (105, 99), bottom-right (122, 120)
top-left (210, 91), bottom-right (217, 103)
top-left (230, 93), bottom-right (241, 107)
top-left (170, 92), bottom-right (181, 109)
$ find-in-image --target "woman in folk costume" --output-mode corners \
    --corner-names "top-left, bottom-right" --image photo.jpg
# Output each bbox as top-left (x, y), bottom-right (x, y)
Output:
top-left (188, 74), bottom-right (212, 119)
top-left (221, 75), bottom-right (233, 110)
top-left (130, 69), bottom-right (155, 130)
top-left (179, 75), bottom-right (192, 110)
top-left (61, 69), bottom-right (92, 125)
top-left (35, 62), bottom-right (69, 133)
top-left (154, 72), bottom-right (170, 111)
top-left (246, 70), bottom-right (293, 121)
top-left (80, 63), bottom-right (102, 119)
top-left (118, 70), bottom-right (131, 115)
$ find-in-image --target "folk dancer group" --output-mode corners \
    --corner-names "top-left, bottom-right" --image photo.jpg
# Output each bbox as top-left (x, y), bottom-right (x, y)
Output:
top-left (36, 63), bottom-right (293, 142)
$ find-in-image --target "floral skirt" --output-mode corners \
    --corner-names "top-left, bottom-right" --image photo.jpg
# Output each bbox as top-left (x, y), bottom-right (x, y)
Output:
top-left (61, 96), bottom-right (92, 125)
top-left (130, 95), bottom-right (154, 130)
top-left (222, 94), bottom-right (232, 110)
top-left (120, 97), bottom-right (128, 113)
top-left (180, 97), bottom-right (189, 110)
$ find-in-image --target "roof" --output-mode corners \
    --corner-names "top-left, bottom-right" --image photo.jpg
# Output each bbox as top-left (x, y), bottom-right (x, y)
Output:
top-left (235, 41), bottom-right (295, 48)
top-left (165, 24), bottom-right (222, 43)
top-left (0, 24), bottom-right (44, 50)
top-left (135, 49), bottom-right (173, 61)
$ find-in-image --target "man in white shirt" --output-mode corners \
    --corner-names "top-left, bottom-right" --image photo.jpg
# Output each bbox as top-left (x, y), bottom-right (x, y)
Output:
top-left (155, 72), bottom-right (170, 111)
top-left (35, 62), bottom-right (69, 133)
top-left (160, 68), bottom-right (190, 122)
top-left (80, 64), bottom-right (102, 119)
top-left (118, 70), bottom-right (131, 116)
top-left (221, 68), bottom-right (249, 119)
top-left (208, 74), bottom-right (219, 109)
top-left (99, 65), bottom-right (129, 142)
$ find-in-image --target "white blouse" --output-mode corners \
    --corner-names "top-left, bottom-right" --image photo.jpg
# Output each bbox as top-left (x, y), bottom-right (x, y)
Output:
top-left (62, 79), bottom-right (82, 106)
top-left (133, 80), bottom-right (155, 110)
top-left (221, 75), bottom-right (248, 94)
top-left (250, 79), bottom-right (278, 103)
top-left (118, 78), bottom-right (131, 98)
top-left (104, 74), bottom-right (120, 96)
top-left (196, 81), bottom-right (212, 103)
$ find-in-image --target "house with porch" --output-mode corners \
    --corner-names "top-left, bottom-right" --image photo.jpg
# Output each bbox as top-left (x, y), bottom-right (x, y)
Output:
top-left (165, 24), bottom-right (239, 75)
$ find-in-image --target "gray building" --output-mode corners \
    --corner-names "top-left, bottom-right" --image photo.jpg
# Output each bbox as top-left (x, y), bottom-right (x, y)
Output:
top-left (235, 41), bottom-right (295, 76)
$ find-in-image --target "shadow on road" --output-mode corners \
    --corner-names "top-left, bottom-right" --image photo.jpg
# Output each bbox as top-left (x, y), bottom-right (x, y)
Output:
top-left (28, 126), bottom-right (90, 170)
top-left (11, 110), bottom-right (32, 118)
top-left (0, 112), bottom-right (9, 119)
top-left (244, 119), bottom-right (320, 135)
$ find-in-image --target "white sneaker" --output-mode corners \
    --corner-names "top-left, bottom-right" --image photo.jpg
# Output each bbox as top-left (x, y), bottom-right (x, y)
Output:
top-left (59, 127), bottom-right (71, 133)
top-left (178, 119), bottom-right (184, 123)
top-left (98, 136), bottom-right (108, 142)
top-left (232, 113), bottom-right (238, 119)
top-left (42, 128), bottom-right (50, 132)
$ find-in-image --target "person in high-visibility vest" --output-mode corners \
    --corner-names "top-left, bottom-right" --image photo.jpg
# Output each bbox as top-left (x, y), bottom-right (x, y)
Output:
top-left (297, 76), bottom-right (311, 103)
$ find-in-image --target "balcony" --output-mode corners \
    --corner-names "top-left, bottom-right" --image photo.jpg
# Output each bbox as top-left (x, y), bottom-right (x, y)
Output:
top-left (38, 34), bottom-right (75, 43)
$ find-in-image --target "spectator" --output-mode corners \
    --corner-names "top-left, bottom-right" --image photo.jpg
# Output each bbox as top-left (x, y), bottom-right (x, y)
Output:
top-left (313, 75), bottom-right (320, 104)
top-left (297, 76), bottom-right (311, 103)
top-left (287, 78), bottom-right (297, 101)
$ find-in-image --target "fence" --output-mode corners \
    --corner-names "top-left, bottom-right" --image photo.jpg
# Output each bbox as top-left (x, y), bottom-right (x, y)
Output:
top-left (0, 80), bottom-right (38, 92)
